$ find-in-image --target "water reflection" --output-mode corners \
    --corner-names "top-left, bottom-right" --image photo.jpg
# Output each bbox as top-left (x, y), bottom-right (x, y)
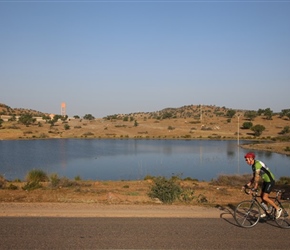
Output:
top-left (0, 139), bottom-right (289, 181)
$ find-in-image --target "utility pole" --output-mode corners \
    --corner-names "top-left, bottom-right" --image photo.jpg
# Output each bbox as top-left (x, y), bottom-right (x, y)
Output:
top-left (200, 104), bottom-right (202, 122)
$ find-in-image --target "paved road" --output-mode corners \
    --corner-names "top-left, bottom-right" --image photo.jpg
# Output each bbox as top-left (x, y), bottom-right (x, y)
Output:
top-left (0, 216), bottom-right (289, 249)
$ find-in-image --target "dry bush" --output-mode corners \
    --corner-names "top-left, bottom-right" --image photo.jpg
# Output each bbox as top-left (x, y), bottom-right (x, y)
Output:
top-left (0, 175), bottom-right (6, 189)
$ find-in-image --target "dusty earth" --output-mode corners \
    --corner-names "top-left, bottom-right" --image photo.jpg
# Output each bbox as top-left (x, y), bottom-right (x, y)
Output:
top-left (0, 203), bottom-right (226, 218)
top-left (0, 180), bottom-right (272, 218)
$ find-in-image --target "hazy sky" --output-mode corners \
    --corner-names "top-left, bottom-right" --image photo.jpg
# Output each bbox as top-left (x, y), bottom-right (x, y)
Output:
top-left (1, 0), bottom-right (289, 118)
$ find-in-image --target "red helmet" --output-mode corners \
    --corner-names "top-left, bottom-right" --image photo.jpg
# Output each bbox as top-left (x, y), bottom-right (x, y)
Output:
top-left (244, 152), bottom-right (255, 159)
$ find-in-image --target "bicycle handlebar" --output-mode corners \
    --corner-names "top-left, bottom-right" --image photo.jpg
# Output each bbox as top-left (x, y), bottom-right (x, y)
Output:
top-left (242, 186), bottom-right (258, 195)
top-left (242, 186), bottom-right (285, 196)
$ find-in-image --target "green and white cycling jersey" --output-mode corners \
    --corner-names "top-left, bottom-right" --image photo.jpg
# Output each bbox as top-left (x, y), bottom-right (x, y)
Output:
top-left (252, 160), bottom-right (275, 182)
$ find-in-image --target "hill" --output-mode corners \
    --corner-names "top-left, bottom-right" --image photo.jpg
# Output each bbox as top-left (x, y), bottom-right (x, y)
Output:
top-left (0, 103), bottom-right (289, 155)
top-left (0, 103), bottom-right (48, 117)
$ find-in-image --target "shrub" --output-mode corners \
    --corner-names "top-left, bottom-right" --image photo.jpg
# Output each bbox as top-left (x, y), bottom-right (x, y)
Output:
top-left (180, 188), bottom-right (195, 203)
top-left (83, 132), bottom-right (94, 136)
top-left (0, 175), bottom-right (6, 189)
top-left (74, 175), bottom-right (82, 181)
top-left (277, 176), bottom-right (290, 185)
top-left (242, 122), bottom-right (253, 129)
top-left (49, 173), bottom-right (61, 188)
top-left (251, 124), bottom-right (265, 136)
top-left (148, 176), bottom-right (183, 204)
top-left (22, 181), bottom-right (42, 191)
top-left (26, 169), bottom-right (48, 182)
top-left (49, 175), bottom-right (79, 188)
top-left (280, 126), bottom-right (290, 134)
top-left (7, 183), bottom-right (18, 190)
top-left (144, 175), bottom-right (155, 180)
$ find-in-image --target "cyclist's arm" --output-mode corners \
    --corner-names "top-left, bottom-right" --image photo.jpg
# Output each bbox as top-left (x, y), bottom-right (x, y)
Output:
top-left (252, 170), bottom-right (260, 190)
top-left (246, 170), bottom-right (260, 189)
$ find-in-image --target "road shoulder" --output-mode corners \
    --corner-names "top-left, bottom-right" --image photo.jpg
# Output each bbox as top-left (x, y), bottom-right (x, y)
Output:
top-left (0, 203), bottom-right (227, 218)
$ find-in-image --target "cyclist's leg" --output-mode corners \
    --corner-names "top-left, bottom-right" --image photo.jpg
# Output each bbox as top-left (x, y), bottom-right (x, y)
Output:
top-left (275, 200), bottom-right (290, 228)
top-left (261, 181), bottom-right (279, 210)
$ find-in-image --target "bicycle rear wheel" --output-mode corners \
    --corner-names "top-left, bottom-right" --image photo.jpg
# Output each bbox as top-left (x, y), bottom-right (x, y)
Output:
top-left (234, 201), bottom-right (260, 228)
top-left (275, 201), bottom-right (290, 229)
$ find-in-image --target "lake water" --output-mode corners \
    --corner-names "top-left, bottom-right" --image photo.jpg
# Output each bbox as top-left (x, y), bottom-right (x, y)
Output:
top-left (0, 139), bottom-right (289, 181)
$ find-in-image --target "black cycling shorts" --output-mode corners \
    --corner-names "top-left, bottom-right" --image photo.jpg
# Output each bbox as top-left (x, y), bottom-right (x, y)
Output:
top-left (262, 181), bottom-right (275, 194)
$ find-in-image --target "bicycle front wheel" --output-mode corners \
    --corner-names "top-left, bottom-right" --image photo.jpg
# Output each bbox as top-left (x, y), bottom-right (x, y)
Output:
top-left (275, 201), bottom-right (290, 229)
top-left (234, 201), bottom-right (260, 228)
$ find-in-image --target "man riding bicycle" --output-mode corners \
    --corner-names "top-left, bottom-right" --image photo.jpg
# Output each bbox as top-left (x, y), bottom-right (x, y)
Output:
top-left (243, 152), bottom-right (282, 219)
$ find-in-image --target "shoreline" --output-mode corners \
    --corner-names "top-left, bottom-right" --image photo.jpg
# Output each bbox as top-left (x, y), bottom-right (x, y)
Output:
top-left (1, 136), bottom-right (289, 156)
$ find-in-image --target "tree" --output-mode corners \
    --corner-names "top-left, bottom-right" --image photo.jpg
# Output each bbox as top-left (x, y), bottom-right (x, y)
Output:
top-left (42, 115), bottom-right (51, 123)
top-left (60, 115), bottom-right (68, 122)
top-left (226, 109), bottom-right (236, 118)
top-left (251, 124), bottom-right (265, 136)
top-left (162, 112), bottom-right (173, 119)
top-left (264, 108), bottom-right (273, 120)
top-left (48, 115), bottom-right (60, 127)
top-left (257, 109), bottom-right (265, 116)
top-left (242, 122), bottom-right (253, 129)
top-left (0, 118), bottom-right (3, 127)
top-left (73, 115), bottom-right (80, 119)
top-left (244, 111), bottom-right (257, 121)
top-left (83, 114), bottom-right (95, 120)
top-left (64, 124), bottom-right (70, 130)
top-left (8, 114), bottom-right (16, 122)
top-left (280, 109), bottom-right (290, 120)
top-left (18, 114), bottom-right (36, 126)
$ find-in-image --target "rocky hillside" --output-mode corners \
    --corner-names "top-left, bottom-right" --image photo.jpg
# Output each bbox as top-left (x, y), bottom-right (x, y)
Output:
top-left (0, 103), bottom-right (49, 117)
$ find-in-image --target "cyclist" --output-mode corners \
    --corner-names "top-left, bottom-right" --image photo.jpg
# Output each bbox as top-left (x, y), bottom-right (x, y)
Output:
top-left (243, 152), bottom-right (282, 219)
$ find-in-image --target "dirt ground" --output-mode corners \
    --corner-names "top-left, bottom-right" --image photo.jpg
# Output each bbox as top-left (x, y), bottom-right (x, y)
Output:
top-left (0, 203), bottom-right (227, 218)
top-left (0, 180), bottom-right (265, 218)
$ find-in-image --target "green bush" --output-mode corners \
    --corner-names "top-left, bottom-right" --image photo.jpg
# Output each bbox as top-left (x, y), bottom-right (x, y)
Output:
top-left (64, 124), bottom-right (70, 130)
top-left (49, 173), bottom-right (61, 188)
top-left (26, 169), bottom-right (48, 182)
top-left (22, 181), bottom-right (42, 191)
top-left (242, 122), bottom-right (253, 129)
top-left (74, 175), bottom-right (82, 181)
top-left (148, 176), bottom-right (183, 204)
top-left (251, 124), bottom-right (265, 136)
top-left (180, 188), bottom-right (195, 203)
top-left (49, 174), bottom-right (79, 188)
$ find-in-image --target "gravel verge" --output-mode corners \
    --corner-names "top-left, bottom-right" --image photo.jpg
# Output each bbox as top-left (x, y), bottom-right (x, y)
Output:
top-left (0, 203), bottom-right (224, 218)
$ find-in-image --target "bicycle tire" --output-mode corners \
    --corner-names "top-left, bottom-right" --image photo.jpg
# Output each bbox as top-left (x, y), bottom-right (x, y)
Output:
top-left (275, 200), bottom-right (290, 229)
top-left (234, 200), bottom-right (260, 228)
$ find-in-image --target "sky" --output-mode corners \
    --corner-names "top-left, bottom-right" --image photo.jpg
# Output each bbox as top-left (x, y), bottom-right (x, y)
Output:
top-left (1, 0), bottom-right (290, 118)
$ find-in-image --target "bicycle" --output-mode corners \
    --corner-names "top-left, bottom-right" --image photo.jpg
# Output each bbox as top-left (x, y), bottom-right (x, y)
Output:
top-left (234, 187), bottom-right (290, 228)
